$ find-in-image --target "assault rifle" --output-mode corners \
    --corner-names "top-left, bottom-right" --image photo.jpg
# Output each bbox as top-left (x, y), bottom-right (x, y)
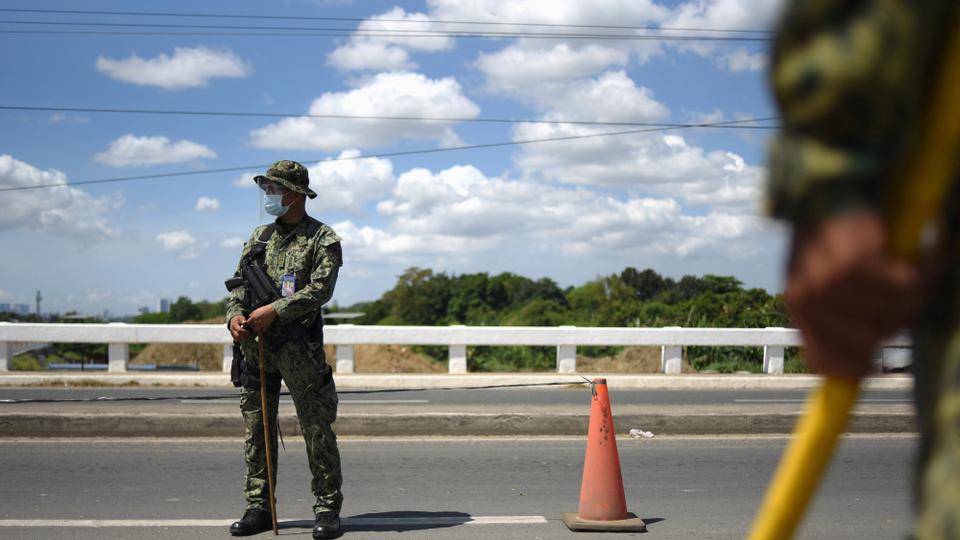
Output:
top-left (224, 238), bottom-right (327, 387)
top-left (225, 264), bottom-right (325, 354)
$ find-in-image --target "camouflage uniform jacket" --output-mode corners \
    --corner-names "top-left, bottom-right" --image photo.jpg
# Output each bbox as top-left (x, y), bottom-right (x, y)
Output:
top-left (226, 215), bottom-right (343, 349)
top-left (766, 1), bottom-right (957, 226)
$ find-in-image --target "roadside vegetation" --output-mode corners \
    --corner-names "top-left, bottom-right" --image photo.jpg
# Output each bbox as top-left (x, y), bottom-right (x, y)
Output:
top-left (330, 267), bottom-right (806, 373)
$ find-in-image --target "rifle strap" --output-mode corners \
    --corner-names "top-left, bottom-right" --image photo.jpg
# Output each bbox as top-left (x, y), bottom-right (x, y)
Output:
top-left (246, 223), bottom-right (276, 266)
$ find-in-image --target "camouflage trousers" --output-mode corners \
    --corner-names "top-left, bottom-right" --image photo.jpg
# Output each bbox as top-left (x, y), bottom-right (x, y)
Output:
top-left (913, 262), bottom-right (960, 540)
top-left (239, 338), bottom-right (342, 515)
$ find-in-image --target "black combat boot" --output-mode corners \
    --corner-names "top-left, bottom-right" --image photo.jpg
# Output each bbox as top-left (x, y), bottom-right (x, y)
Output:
top-left (313, 511), bottom-right (342, 539)
top-left (230, 508), bottom-right (273, 536)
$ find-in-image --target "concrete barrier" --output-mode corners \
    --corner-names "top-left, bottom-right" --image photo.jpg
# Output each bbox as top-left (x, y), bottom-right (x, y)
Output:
top-left (0, 322), bottom-right (911, 375)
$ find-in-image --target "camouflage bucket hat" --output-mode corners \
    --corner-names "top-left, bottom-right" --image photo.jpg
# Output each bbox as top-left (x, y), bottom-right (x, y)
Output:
top-left (253, 160), bottom-right (317, 199)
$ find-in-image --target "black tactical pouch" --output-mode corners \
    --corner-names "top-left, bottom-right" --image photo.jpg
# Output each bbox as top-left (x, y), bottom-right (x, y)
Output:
top-left (230, 342), bottom-right (244, 388)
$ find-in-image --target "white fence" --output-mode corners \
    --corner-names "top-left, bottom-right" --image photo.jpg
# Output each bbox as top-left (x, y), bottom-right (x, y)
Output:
top-left (0, 322), bottom-right (911, 375)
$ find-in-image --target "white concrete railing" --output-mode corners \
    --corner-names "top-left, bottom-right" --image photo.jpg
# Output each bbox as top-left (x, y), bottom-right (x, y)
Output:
top-left (0, 322), bottom-right (911, 375)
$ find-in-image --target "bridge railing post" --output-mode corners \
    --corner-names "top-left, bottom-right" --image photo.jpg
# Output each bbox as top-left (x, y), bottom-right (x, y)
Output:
top-left (557, 325), bottom-right (577, 373)
top-left (222, 343), bottom-right (233, 374)
top-left (448, 325), bottom-right (468, 374)
top-left (0, 340), bottom-right (11, 371)
top-left (763, 346), bottom-right (785, 374)
top-left (107, 323), bottom-right (129, 373)
top-left (448, 345), bottom-right (467, 374)
top-left (337, 345), bottom-right (355, 374)
top-left (661, 326), bottom-right (682, 374)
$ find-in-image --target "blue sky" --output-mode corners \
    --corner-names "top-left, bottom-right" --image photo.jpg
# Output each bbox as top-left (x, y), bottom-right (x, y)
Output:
top-left (0, 0), bottom-right (788, 316)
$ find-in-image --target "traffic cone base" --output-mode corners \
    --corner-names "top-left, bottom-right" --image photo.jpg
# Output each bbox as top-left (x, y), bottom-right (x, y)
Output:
top-left (563, 378), bottom-right (646, 533)
top-left (561, 512), bottom-right (647, 532)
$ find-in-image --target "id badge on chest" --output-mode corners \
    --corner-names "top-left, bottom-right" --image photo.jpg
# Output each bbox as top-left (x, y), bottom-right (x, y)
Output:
top-left (280, 274), bottom-right (296, 297)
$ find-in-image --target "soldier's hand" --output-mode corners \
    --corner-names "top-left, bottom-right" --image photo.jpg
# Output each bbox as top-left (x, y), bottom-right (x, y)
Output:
top-left (246, 305), bottom-right (278, 335)
top-left (786, 211), bottom-right (921, 380)
top-left (229, 315), bottom-right (250, 341)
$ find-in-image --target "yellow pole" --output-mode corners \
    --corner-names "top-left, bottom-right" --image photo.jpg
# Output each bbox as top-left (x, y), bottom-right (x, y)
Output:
top-left (747, 17), bottom-right (960, 540)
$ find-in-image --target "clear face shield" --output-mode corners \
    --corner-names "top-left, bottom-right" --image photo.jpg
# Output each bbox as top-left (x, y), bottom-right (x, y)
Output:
top-left (256, 178), bottom-right (293, 220)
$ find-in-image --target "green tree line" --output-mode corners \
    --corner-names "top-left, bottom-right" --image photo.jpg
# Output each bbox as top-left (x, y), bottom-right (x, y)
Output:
top-left (132, 297), bottom-right (227, 324)
top-left (331, 267), bottom-right (800, 372)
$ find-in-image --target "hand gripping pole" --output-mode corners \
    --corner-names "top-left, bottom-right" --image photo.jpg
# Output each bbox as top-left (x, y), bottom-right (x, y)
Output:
top-left (748, 16), bottom-right (960, 540)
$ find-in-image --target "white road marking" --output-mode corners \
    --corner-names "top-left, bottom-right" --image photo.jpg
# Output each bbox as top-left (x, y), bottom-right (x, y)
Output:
top-left (178, 399), bottom-right (429, 404)
top-left (734, 398), bottom-right (911, 403)
top-left (341, 399), bottom-right (430, 404)
top-left (0, 516), bottom-right (547, 527)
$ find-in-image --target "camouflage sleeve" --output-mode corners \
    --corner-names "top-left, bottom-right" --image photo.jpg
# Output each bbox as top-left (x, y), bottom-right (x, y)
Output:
top-left (271, 228), bottom-right (343, 325)
top-left (766, 1), bottom-right (955, 226)
top-left (224, 228), bottom-right (259, 322)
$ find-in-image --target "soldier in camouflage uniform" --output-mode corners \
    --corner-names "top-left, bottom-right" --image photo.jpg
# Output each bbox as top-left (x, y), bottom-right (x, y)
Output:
top-left (226, 160), bottom-right (344, 539)
top-left (768, 2), bottom-right (960, 538)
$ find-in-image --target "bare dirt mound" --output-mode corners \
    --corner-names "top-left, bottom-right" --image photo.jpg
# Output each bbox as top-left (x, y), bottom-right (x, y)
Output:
top-left (576, 346), bottom-right (694, 373)
top-left (131, 343), bottom-right (222, 370)
top-left (130, 317), bottom-right (225, 371)
top-left (349, 344), bottom-right (445, 373)
top-left (132, 340), bottom-right (442, 373)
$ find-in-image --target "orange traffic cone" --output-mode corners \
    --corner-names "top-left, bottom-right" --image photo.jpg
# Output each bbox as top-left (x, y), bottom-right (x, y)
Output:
top-left (562, 378), bottom-right (646, 532)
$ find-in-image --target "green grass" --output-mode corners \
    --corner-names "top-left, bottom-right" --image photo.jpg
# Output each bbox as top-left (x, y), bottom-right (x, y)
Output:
top-left (11, 355), bottom-right (45, 371)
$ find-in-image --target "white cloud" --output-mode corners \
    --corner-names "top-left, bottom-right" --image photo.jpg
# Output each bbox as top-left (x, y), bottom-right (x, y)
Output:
top-left (665, 0), bottom-right (782, 34)
top-left (219, 237), bottom-right (245, 249)
top-left (719, 48), bottom-right (767, 72)
top-left (334, 161), bottom-right (765, 269)
top-left (232, 172), bottom-right (258, 188)
top-left (512, 122), bottom-right (764, 211)
top-left (0, 154), bottom-right (121, 242)
top-left (156, 230), bottom-right (202, 259)
top-left (95, 46), bottom-right (250, 89)
top-left (358, 7), bottom-right (455, 51)
top-left (249, 71), bottom-right (479, 150)
top-left (327, 7), bottom-right (453, 71)
top-left (328, 41), bottom-right (414, 71)
top-left (305, 150), bottom-right (395, 214)
top-left (537, 71), bottom-right (669, 122)
top-left (428, 0), bottom-right (670, 30)
top-left (194, 196), bottom-right (220, 213)
top-left (661, 0), bottom-right (783, 71)
top-left (48, 113), bottom-right (89, 124)
top-left (477, 43), bottom-right (629, 96)
top-left (94, 134), bottom-right (216, 167)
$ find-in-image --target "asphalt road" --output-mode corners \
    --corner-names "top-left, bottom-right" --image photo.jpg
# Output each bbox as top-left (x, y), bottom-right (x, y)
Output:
top-left (0, 386), bottom-right (914, 407)
top-left (0, 436), bottom-right (916, 539)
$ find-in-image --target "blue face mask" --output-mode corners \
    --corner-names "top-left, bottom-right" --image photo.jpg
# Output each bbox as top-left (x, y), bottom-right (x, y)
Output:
top-left (263, 194), bottom-right (289, 217)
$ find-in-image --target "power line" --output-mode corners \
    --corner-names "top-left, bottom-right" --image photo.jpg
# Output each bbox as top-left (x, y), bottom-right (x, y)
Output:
top-left (2, 105), bottom-right (781, 130)
top-left (0, 19), bottom-right (773, 41)
top-left (0, 7), bottom-right (774, 34)
top-left (0, 29), bottom-right (771, 42)
top-left (0, 118), bottom-right (778, 194)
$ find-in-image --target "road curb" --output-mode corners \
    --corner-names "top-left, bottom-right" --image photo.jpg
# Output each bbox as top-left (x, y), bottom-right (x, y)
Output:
top-left (0, 411), bottom-right (917, 438)
top-left (0, 372), bottom-right (914, 390)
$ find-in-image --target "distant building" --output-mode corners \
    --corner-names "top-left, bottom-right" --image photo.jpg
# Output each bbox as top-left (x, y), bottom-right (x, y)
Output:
top-left (138, 306), bottom-right (151, 315)
top-left (0, 303), bottom-right (10, 313)
top-left (15, 304), bottom-right (30, 315)
top-left (157, 298), bottom-right (170, 313)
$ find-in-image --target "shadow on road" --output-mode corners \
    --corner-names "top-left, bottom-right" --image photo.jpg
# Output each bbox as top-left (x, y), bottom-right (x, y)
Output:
top-left (280, 511), bottom-right (472, 533)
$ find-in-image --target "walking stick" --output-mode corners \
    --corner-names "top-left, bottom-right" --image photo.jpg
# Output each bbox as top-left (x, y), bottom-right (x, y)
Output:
top-left (257, 334), bottom-right (280, 536)
top-left (747, 18), bottom-right (960, 540)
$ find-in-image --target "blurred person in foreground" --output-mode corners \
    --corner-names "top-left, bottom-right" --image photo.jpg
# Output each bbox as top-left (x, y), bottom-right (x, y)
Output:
top-left (225, 160), bottom-right (344, 539)
top-left (767, 2), bottom-right (960, 537)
